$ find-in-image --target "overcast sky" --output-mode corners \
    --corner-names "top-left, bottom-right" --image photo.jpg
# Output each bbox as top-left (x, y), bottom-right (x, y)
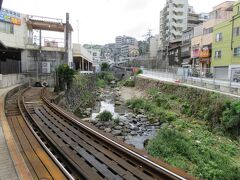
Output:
top-left (3, 0), bottom-right (226, 45)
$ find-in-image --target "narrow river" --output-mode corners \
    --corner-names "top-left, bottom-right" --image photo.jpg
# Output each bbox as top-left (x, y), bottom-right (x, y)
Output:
top-left (91, 87), bottom-right (158, 149)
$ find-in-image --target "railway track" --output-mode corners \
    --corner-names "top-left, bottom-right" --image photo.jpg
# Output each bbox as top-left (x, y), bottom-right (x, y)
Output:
top-left (5, 87), bottom-right (194, 180)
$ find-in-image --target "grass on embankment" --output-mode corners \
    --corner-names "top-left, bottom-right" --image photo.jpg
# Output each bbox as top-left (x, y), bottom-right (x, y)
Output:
top-left (127, 87), bottom-right (240, 180)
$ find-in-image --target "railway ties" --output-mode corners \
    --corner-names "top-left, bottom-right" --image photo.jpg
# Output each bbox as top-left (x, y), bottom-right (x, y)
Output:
top-left (32, 105), bottom-right (152, 180)
top-left (5, 87), bottom-right (194, 180)
top-left (5, 88), bottom-right (67, 180)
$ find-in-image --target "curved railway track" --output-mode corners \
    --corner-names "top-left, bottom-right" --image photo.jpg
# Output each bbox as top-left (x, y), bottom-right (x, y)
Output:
top-left (5, 87), bottom-right (195, 180)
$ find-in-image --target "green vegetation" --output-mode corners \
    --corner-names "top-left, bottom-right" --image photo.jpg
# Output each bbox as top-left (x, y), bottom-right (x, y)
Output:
top-left (222, 101), bottom-right (240, 137)
top-left (101, 62), bottom-right (110, 71)
top-left (147, 122), bottom-right (240, 180)
top-left (98, 111), bottom-right (113, 122)
top-left (144, 84), bottom-right (240, 137)
top-left (96, 79), bottom-right (106, 88)
top-left (135, 68), bottom-right (143, 75)
top-left (96, 72), bottom-right (116, 88)
top-left (127, 86), bottom-right (240, 179)
top-left (113, 117), bottom-right (120, 124)
top-left (127, 91), bottom-right (176, 123)
top-left (56, 64), bottom-right (76, 91)
top-left (123, 78), bottom-right (135, 87)
top-left (65, 74), bottom-right (96, 114)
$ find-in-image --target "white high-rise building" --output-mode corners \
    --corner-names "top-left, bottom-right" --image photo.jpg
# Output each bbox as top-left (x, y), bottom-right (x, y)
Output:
top-left (159, 0), bottom-right (189, 48)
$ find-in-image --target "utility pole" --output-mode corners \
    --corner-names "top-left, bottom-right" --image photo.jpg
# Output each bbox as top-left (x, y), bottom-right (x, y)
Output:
top-left (77, 19), bottom-right (80, 44)
top-left (65, 13), bottom-right (69, 65)
top-left (143, 29), bottom-right (152, 69)
top-left (37, 30), bottom-right (42, 82)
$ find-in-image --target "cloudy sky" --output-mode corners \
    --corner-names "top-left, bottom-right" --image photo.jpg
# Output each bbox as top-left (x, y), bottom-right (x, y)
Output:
top-left (3, 0), bottom-right (226, 44)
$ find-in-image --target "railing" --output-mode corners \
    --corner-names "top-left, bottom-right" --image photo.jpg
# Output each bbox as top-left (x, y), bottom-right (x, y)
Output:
top-left (141, 67), bottom-right (240, 96)
top-left (27, 36), bottom-right (64, 48)
top-left (121, 58), bottom-right (240, 96)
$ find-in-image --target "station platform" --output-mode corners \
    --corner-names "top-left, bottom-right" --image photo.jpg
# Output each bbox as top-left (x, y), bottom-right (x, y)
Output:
top-left (0, 86), bottom-right (32, 180)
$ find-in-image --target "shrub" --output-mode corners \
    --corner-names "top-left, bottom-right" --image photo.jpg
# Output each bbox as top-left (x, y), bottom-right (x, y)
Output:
top-left (113, 117), bottom-right (120, 124)
top-left (97, 72), bottom-right (116, 85)
top-left (56, 64), bottom-right (76, 90)
top-left (222, 101), bottom-right (240, 136)
top-left (181, 103), bottom-right (192, 116)
top-left (98, 111), bottom-right (113, 122)
top-left (154, 95), bottom-right (170, 109)
top-left (127, 98), bottom-right (145, 110)
top-left (96, 79), bottom-right (106, 88)
top-left (123, 79), bottom-right (135, 87)
top-left (135, 69), bottom-right (143, 75)
top-left (101, 63), bottom-right (110, 71)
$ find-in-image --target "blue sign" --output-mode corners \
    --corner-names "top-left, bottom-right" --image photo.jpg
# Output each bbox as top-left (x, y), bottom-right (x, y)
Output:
top-left (0, 8), bottom-right (21, 25)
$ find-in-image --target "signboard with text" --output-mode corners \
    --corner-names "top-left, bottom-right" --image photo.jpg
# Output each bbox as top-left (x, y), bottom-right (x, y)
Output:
top-left (199, 49), bottom-right (210, 58)
top-left (0, 8), bottom-right (21, 25)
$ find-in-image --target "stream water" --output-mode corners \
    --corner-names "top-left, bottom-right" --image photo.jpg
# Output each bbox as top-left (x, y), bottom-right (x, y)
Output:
top-left (91, 88), bottom-right (158, 150)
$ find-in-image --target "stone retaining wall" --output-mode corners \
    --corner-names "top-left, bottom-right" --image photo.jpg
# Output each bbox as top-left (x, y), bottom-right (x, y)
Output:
top-left (135, 76), bottom-right (175, 91)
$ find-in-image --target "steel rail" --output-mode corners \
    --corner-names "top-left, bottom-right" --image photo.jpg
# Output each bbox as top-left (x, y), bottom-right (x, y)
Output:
top-left (41, 88), bottom-right (192, 180)
top-left (18, 88), bottom-right (75, 180)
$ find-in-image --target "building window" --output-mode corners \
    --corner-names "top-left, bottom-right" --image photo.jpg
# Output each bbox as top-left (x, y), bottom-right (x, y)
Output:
top-left (215, 33), bottom-right (223, 42)
top-left (0, 21), bottom-right (14, 34)
top-left (203, 27), bottom-right (213, 35)
top-left (233, 47), bottom-right (240, 57)
top-left (233, 27), bottom-right (240, 37)
top-left (214, 51), bottom-right (222, 59)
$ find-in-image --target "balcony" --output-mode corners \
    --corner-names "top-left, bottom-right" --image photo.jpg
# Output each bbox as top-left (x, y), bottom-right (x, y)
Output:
top-left (181, 51), bottom-right (191, 58)
top-left (182, 39), bottom-right (191, 45)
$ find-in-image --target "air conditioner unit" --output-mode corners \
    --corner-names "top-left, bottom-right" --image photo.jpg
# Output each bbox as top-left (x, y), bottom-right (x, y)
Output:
top-left (42, 62), bottom-right (51, 74)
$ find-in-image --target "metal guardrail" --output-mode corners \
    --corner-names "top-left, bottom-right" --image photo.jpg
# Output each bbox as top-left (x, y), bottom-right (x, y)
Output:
top-left (142, 68), bottom-right (240, 96)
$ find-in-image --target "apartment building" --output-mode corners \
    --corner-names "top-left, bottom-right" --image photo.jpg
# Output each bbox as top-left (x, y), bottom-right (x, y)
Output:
top-left (121, 45), bottom-right (139, 58)
top-left (115, 35), bottom-right (139, 62)
top-left (181, 28), bottom-right (194, 67)
top-left (159, 0), bottom-right (207, 68)
top-left (159, 0), bottom-right (188, 49)
top-left (212, 0), bottom-right (240, 80)
top-left (191, 1), bottom-right (234, 76)
top-left (191, 25), bottom-right (204, 68)
top-left (115, 35), bottom-right (138, 48)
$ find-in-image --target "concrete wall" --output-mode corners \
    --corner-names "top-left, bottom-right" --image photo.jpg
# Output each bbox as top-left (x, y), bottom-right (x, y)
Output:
top-left (0, 74), bottom-right (26, 88)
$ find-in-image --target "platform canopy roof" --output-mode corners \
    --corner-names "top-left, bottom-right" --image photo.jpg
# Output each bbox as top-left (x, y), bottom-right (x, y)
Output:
top-left (26, 15), bottom-right (73, 32)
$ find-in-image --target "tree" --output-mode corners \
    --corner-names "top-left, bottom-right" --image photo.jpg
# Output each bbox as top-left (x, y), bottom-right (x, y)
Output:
top-left (101, 63), bottom-right (110, 71)
top-left (56, 64), bottom-right (76, 91)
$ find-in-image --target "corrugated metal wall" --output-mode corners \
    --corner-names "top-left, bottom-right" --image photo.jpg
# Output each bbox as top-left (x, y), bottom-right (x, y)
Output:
top-left (0, 58), bottom-right (21, 74)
